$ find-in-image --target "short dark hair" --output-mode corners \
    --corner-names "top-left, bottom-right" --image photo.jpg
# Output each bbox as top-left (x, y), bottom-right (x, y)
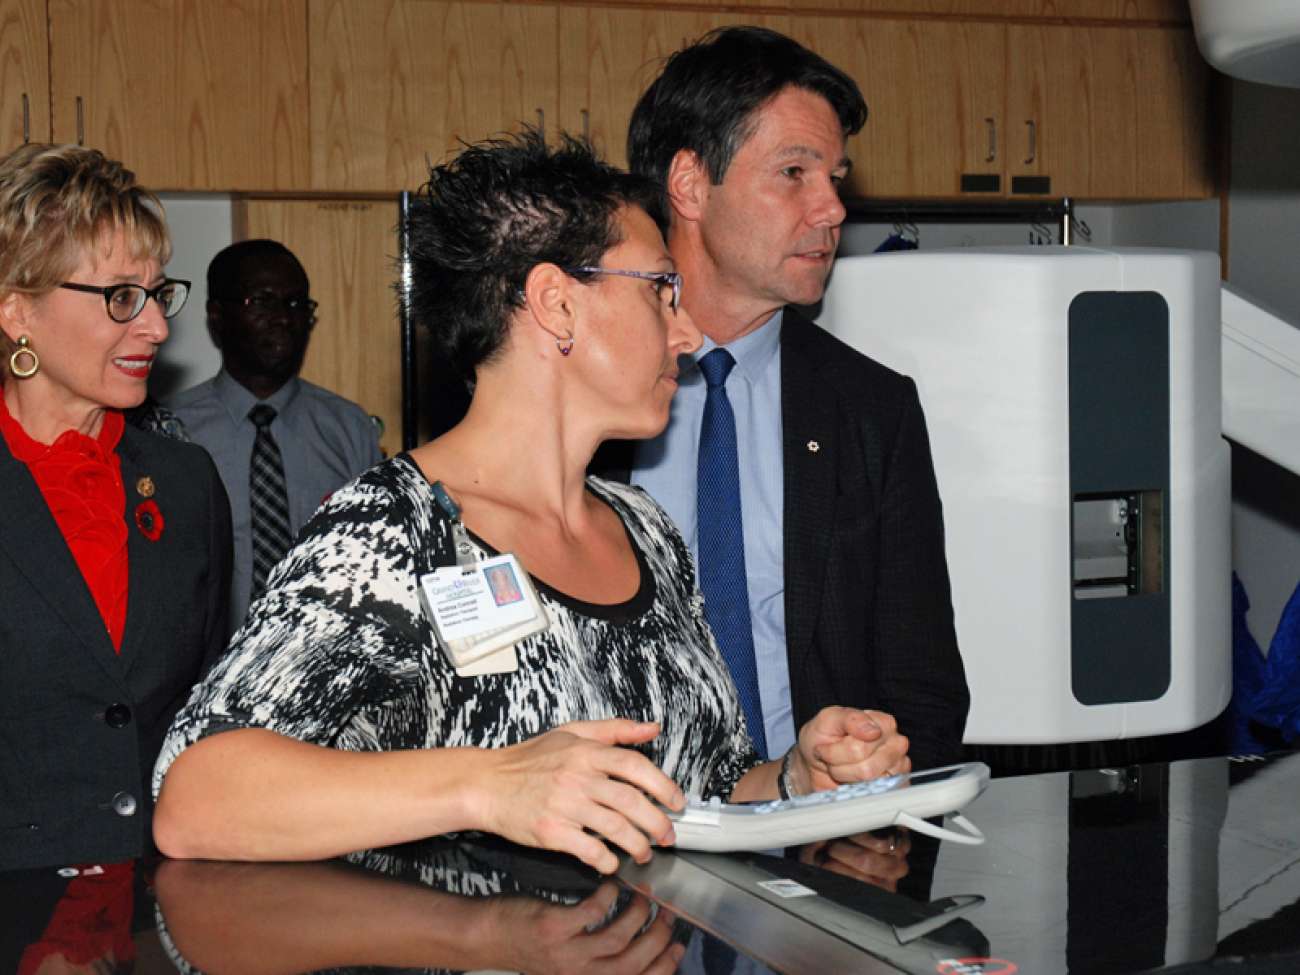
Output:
top-left (405, 128), bottom-right (659, 379)
top-left (207, 238), bottom-right (305, 301)
top-left (627, 26), bottom-right (867, 215)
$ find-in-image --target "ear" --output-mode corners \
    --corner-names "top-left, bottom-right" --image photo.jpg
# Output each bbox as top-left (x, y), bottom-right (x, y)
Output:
top-left (521, 263), bottom-right (577, 346)
top-left (205, 299), bottom-right (224, 350)
top-left (666, 149), bottom-right (709, 225)
top-left (0, 290), bottom-right (31, 345)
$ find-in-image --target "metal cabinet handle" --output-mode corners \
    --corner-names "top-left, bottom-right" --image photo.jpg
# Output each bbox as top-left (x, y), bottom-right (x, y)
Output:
top-left (21, 93), bottom-right (29, 144)
top-left (580, 108), bottom-right (590, 142)
top-left (985, 117), bottom-right (996, 163)
top-left (1024, 119), bottom-right (1037, 165)
top-left (536, 107), bottom-right (544, 140)
top-left (76, 96), bottom-right (84, 146)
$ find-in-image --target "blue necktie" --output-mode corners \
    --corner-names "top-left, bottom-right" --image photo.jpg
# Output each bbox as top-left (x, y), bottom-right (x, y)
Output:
top-left (696, 349), bottom-right (768, 759)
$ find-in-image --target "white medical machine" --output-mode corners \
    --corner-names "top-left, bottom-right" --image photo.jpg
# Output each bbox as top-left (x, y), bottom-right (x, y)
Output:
top-left (816, 248), bottom-right (1232, 744)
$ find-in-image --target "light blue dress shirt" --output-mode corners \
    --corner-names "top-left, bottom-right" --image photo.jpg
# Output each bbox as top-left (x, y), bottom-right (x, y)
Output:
top-left (632, 310), bottom-right (795, 758)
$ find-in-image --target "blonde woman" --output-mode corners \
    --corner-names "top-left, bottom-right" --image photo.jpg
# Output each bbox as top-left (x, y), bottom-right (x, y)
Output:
top-left (0, 144), bottom-right (231, 871)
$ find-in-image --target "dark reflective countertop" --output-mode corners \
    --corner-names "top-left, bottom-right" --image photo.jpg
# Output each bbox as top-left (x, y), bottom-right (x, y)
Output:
top-left (4, 750), bottom-right (1300, 974)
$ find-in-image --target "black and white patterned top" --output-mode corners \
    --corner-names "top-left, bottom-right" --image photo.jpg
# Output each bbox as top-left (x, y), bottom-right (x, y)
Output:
top-left (154, 454), bottom-right (760, 804)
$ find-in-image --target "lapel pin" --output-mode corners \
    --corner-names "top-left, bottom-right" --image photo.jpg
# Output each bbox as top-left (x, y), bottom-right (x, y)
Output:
top-left (136, 476), bottom-right (155, 498)
top-left (807, 440), bottom-right (820, 453)
top-left (134, 500), bottom-right (164, 542)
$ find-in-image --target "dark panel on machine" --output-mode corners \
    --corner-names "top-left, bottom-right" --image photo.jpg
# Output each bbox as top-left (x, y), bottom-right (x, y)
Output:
top-left (1068, 291), bottom-right (1171, 706)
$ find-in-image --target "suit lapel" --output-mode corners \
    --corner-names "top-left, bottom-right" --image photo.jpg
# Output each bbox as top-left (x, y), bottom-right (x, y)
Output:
top-left (0, 437), bottom-right (129, 694)
top-left (117, 430), bottom-right (163, 678)
top-left (780, 309), bottom-right (838, 671)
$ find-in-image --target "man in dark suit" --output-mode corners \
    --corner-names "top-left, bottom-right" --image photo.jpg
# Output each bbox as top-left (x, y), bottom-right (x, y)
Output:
top-left (623, 26), bottom-right (969, 773)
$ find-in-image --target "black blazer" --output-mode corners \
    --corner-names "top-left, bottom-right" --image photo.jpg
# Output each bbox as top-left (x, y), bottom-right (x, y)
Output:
top-left (778, 309), bottom-right (967, 771)
top-left (597, 309), bottom-right (969, 771)
top-left (0, 421), bottom-right (231, 870)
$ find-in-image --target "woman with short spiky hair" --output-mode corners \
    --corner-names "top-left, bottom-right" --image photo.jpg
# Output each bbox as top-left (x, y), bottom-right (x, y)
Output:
top-left (154, 131), bottom-right (906, 885)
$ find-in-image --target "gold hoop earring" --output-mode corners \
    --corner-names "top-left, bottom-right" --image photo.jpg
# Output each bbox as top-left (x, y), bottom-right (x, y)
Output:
top-left (9, 336), bottom-right (38, 378)
top-left (556, 334), bottom-right (574, 357)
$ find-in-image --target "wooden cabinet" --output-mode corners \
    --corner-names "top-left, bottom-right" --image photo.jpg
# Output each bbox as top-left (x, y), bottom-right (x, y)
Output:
top-left (0, 0), bottom-right (50, 152)
top-left (557, 7), bottom-right (789, 169)
top-left (785, 0), bottom-right (1189, 19)
top-left (1007, 24), bottom-right (1213, 199)
top-left (5, 0), bottom-right (1212, 201)
top-left (236, 197), bottom-right (403, 456)
top-left (794, 17), bottom-right (1211, 200)
top-left (307, 1), bottom-right (789, 187)
top-left (309, 0), bottom-right (559, 191)
top-left (791, 17), bottom-right (1005, 198)
top-left (302, 0), bottom-right (1211, 200)
top-left (47, 0), bottom-right (309, 191)
top-left (546, 0), bottom-right (1191, 22)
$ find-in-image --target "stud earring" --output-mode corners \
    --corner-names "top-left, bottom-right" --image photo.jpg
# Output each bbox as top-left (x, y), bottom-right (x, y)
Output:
top-left (556, 334), bottom-right (575, 357)
top-left (9, 335), bottom-right (38, 378)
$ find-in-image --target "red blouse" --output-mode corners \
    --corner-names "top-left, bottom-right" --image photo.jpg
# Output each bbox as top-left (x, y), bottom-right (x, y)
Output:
top-left (0, 395), bottom-right (128, 652)
top-left (16, 862), bottom-right (136, 975)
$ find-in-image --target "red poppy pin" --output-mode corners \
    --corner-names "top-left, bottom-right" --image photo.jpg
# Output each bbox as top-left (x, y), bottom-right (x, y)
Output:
top-left (134, 499), bottom-right (164, 542)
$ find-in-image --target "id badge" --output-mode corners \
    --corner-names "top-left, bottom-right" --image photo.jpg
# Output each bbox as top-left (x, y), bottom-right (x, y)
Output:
top-left (418, 553), bottom-right (549, 675)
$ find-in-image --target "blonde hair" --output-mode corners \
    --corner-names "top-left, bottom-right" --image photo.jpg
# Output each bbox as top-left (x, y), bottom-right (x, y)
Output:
top-left (0, 144), bottom-right (171, 363)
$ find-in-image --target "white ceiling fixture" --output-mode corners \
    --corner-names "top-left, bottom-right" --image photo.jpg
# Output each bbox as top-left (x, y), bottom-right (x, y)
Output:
top-left (1191, 0), bottom-right (1300, 88)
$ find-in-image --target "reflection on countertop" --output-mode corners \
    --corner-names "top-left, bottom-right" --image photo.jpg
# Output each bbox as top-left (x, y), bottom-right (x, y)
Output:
top-left (3, 751), bottom-right (1300, 974)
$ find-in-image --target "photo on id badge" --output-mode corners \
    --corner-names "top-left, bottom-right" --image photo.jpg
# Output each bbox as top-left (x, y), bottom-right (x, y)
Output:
top-left (485, 563), bottom-right (525, 606)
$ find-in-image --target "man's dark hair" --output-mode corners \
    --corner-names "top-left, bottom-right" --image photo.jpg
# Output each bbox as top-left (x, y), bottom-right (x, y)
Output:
top-left (207, 238), bottom-right (303, 301)
top-left (627, 26), bottom-right (867, 217)
top-left (405, 128), bottom-right (660, 379)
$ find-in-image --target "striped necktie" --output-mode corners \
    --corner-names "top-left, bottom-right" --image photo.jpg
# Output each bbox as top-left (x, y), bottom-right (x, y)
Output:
top-left (696, 348), bottom-right (768, 759)
top-left (248, 403), bottom-right (293, 593)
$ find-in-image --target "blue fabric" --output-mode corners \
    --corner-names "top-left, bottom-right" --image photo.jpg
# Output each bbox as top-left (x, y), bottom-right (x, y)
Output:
top-left (697, 349), bottom-right (767, 759)
top-left (874, 232), bottom-right (919, 253)
top-left (1231, 572), bottom-right (1300, 751)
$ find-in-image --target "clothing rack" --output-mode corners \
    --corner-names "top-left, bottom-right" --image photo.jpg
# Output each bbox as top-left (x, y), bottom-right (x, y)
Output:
top-left (845, 196), bottom-right (1083, 244)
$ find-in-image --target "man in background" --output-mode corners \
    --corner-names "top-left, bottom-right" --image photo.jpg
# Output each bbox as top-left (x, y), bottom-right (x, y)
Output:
top-left (169, 239), bottom-right (381, 631)
top-left (624, 26), bottom-right (969, 772)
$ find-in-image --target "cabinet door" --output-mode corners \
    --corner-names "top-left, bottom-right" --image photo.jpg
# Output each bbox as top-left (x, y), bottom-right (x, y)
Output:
top-left (1007, 24), bottom-right (1213, 199)
top-left (558, 8), bottom-right (788, 170)
top-left (311, 0), bottom-right (558, 192)
top-left (236, 198), bottom-right (403, 457)
top-left (791, 17), bottom-right (1005, 198)
top-left (47, 0), bottom-right (309, 191)
top-left (0, 0), bottom-right (50, 152)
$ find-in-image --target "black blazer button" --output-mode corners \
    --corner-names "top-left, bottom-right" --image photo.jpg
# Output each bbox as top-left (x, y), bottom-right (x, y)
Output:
top-left (111, 792), bottom-right (137, 817)
top-left (104, 704), bottom-right (132, 728)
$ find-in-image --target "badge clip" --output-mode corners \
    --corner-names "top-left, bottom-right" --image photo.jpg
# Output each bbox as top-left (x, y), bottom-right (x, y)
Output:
top-left (420, 482), bottom-right (550, 675)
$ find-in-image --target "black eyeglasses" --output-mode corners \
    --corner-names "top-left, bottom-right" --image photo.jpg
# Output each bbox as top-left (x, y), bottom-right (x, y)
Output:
top-left (59, 279), bottom-right (191, 323)
top-left (564, 267), bottom-right (682, 313)
top-left (218, 294), bottom-right (318, 318)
